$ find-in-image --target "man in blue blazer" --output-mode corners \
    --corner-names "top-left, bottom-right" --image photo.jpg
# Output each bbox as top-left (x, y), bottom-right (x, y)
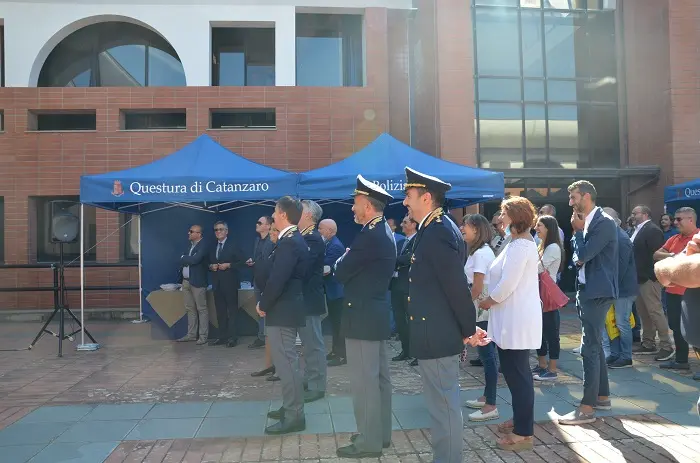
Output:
top-left (560, 180), bottom-right (619, 426)
top-left (318, 218), bottom-right (346, 366)
top-left (178, 224), bottom-right (209, 344)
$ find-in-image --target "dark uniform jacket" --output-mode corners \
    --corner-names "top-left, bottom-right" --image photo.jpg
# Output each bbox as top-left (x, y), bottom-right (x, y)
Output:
top-left (301, 225), bottom-right (327, 316)
top-left (408, 209), bottom-right (476, 360)
top-left (335, 216), bottom-right (396, 341)
top-left (258, 227), bottom-right (308, 328)
top-left (390, 235), bottom-right (415, 295)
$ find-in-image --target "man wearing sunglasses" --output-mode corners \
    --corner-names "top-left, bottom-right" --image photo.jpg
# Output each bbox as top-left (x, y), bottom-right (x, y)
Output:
top-left (209, 221), bottom-right (245, 347)
top-left (653, 207), bottom-right (699, 372)
top-left (248, 216), bottom-right (274, 350)
top-left (178, 224), bottom-right (209, 345)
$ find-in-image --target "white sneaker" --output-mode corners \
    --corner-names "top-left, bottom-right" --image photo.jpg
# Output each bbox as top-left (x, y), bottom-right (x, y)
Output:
top-left (469, 408), bottom-right (499, 422)
top-left (464, 399), bottom-right (486, 409)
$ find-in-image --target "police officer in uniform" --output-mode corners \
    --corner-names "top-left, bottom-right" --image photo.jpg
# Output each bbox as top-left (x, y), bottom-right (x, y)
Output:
top-left (334, 175), bottom-right (397, 459)
top-left (257, 196), bottom-right (309, 435)
top-left (402, 167), bottom-right (485, 463)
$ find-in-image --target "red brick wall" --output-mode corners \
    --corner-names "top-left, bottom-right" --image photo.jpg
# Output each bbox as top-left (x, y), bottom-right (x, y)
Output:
top-left (387, 9), bottom-right (411, 145)
top-left (0, 8), bottom-right (395, 311)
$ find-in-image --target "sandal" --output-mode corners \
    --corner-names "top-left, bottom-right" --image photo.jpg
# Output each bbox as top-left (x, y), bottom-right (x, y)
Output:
top-left (497, 420), bottom-right (514, 434)
top-left (497, 434), bottom-right (533, 452)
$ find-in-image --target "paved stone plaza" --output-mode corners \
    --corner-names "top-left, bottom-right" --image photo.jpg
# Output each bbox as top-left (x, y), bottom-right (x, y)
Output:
top-left (0, 307), bottom-right (698, 462)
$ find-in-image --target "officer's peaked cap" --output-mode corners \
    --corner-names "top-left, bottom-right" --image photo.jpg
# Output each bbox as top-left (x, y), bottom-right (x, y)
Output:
top-left (353, 174), bottom-right (393, 204)
top-left (404, 167), bottom-right (452, 194)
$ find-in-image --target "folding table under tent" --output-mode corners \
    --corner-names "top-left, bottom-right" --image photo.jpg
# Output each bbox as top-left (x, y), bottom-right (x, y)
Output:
top-left (664, 178), bottom-right (700, 213)
top-left (78, 134), bottom-right (299, 341)
top-left (297, 133), bottom-right (505, 206)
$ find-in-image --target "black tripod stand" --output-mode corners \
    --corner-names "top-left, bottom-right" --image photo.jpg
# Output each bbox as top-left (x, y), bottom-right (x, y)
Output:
top-left (29, 242), bottom-right (96, 357)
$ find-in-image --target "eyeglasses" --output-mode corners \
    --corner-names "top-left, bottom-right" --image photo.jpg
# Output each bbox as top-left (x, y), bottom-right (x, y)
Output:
top-left (214, 227), bottom-right (226, 232)
top-left (256, 221), bottom-right (263, 225)
top-left (188, 230), bottom-right (200, 234)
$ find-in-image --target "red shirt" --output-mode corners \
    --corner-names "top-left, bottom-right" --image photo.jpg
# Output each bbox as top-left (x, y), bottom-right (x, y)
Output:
top-left (662, 229), bottom-right (700, 295)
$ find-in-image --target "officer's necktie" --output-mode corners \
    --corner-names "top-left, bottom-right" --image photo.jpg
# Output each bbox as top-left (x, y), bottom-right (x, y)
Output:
top-left (217, 242), bottom-right (223, 259)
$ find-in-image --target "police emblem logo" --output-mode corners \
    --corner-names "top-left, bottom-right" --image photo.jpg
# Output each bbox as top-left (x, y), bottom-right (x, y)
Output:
top-left (410, 254), bottom-right (416, 264)
top-left (112, 180), bottom-right (124, 197)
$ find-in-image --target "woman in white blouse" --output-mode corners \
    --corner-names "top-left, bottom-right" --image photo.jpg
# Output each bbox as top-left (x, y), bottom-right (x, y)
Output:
top-left (533, 215), bottom-right (564, 382)
top-left (478, 196), bottom-right (541, 452)
top-left (460, 214), bottom-right (498, 422)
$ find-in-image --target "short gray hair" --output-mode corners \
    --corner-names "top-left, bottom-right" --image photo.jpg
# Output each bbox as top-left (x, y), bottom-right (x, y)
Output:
top-left (676, 207), bottom-right (697, 222)
top-left (214, 220), bottom-right (228, 230)
top-left (301, 200), bottom-right (323, 224)
top-left (634, 205), bottom-right (653, 218)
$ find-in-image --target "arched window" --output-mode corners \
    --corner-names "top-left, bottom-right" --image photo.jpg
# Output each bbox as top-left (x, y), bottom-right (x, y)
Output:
top-left (38, 21), bottom-right (185, 87)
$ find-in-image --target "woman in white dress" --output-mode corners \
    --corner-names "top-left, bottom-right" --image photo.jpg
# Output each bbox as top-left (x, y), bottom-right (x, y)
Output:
top-left (478, 196), bottom-right (541, 451)
top-left (533, 215), bottom-right (564, 382)
top-left (460, 214), bottom-right (498, 421)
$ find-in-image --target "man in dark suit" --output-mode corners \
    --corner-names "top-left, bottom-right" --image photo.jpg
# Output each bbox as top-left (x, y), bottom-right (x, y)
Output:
top-left (178, 224), bottom-right (209, 345)
top-left (334, 175), bottom-right (396, 459)
top-left (402, 167), bottom-right (479, 463)
top-left (560, 180), bottom-right (618, 426)
top-left (257, 196), bottom-right (309, 435)
top-left (630, 204), bottom-right (674, 359)
top-left (209, 220), bottom-right (245, 347)
top-left (319, 218), bottom-right (346, 366)
top-left (298, 200), bottom-right (328, 403)
top-left (248, 216), bottom-right (274, 349)
top-left (390, 214), bottom-right (417, 363)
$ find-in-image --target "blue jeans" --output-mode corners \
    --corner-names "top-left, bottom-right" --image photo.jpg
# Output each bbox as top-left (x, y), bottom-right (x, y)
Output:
top-left (610, 296), bottom-right (635, 361)
top-left (476, 321), bottom-right (498, 406)
top-left (577, 294), bottom-right (612, 407)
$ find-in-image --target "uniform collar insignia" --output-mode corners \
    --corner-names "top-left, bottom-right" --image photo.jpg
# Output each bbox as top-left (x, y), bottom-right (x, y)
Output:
top-left (281, 226), bottom-right (298, 239)
top-left (364, 215), bottom-right (383, 230)
top-left (424, 207), bottom-right (444, 228)
top-left (301, 225), bottom-right (315, 236)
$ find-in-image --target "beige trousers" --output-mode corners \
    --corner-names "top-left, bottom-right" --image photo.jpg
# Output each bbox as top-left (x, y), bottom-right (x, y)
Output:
top-left (183, 279), bottom-right (208, 340)
top-left (636, 280), bottom-right (672, 350)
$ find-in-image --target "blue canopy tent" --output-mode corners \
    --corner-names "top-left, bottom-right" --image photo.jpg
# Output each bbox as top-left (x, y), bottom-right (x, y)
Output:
top-left (664, 178), bottom-right (700, 213)
top-left (297, 133), bottom-right (505, 206)
top-left (78, 134), bottom-right (299, 340)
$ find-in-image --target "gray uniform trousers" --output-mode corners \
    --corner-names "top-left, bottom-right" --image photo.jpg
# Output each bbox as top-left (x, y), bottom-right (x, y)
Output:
top-left (267, 326), bottom-right (305, 421)
top-left (299, 315), bottom-right (327, 392)
top-left (418, 355), bottom-right (463, 463)
top-left (345, 338), bottom-right (392, 453)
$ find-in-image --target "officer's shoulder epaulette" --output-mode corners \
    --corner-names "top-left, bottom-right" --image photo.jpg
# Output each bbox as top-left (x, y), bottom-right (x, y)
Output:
top-left (301, 225), bottom-right (315, 236)
top-left (424, 207), bottom-right (444, 228)
top-left (281, 226), bottom-right (298, 239)
top-left (367, 216), bottom-right (383, 230)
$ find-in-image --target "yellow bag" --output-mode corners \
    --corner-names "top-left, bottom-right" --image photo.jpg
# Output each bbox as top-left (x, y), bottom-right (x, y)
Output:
top-left (605, 303), bottom-right (636, 340)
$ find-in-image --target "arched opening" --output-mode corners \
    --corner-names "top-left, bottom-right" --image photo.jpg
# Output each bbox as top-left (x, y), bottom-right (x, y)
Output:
top-left (38, 21), bottom-right (186, 87)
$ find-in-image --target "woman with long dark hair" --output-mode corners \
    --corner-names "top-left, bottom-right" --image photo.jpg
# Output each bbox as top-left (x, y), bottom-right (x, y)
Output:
top-left (461, 213), bottom-right (499, 422)
top-left (533, 215), bottom-right (564, 382)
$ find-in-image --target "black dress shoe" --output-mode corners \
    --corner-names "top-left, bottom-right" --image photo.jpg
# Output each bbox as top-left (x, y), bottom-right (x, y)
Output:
top-left (392, 351), bottom-right (410, 362)
top-left (209, 339), bottom-right (226, 346)
top-left (266, 375), bottom-right (280, 382)
top-left (264, 417), bottom-right (305, 435)
top-left (304, 390), bottom-right (325, 403)
top-left (328, 356), bottom-right (347, 367)
top-left (409, 358), bottom-right (418, 367)
top-left (336, 444), bottom-right (382, 458)
top-left (251, 366), bottom-right (275, 377)
top-left (248, 338), bottom-right (265, 349)
top-left (267, 407), bottom-right (284, 420)
top-left (351, 434), bottom-right (391, 448)
top-left (470, 359), bottom-right (483, 367)
top-left (326, 352), bottom-right (337, 361)
top-left (226, 338), bottom-right (238, 348)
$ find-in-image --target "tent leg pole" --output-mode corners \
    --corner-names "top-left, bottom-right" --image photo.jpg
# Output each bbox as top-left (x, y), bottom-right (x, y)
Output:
top-left (80, 204), bottom-right (85, 346)
top-left (138, 215), bottom-right (143, 322)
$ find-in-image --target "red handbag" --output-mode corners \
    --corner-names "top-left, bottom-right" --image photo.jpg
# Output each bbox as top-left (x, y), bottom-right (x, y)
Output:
top-left (539, 270), bottom-right (568, 312)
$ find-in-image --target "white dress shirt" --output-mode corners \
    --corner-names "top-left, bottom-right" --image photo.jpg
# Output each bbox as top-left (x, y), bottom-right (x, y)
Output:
top-left (630, 219), bottom-right (650, 243)
top-left (279, 225), bottom-right (295, 239)
top-left (577, 207), bottom-right (599, 284)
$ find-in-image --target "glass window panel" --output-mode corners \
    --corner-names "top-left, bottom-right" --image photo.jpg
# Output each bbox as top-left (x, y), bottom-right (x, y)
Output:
top-left (524, 79), bottom-right (544, 100)
top-left (219, 51), bottom-right (246, 86)
top-left (246, 29), bottom-right (275, 86)
top-left (524, 104), bottom-right (546, 166)
top-left (478, 103), bottom-right (524, 169)
top-left (148, 47), bottom-right (187, 86)
top-left (548, 104), bottom-right (587, 168)
top-left (99, 44), bottom-right (146, 87)
top-left (475, 8), bottom-right (520, 76)
top-left (296, 37), bottom-right (343, 86)
top-left (478, 78), bottom-right (521, 101)
top-left (546, 79), bottom-right (579, 101)
top-left (521, 0), bottom-right (542, 7)
top-left (583, 77), bottom-right (618, 102)
top-left (543, 11), bottom-right (586, 79)
top-left (521, 9), bottom-right (544, 77)
top-left (583, 104), bottom-right (620, 167)
top-left (585, 11), bottom-right (616, 78)
top-left (475, 0), bottom-right (518, 5)
top-left (545, 0), bottom-right (585, 8)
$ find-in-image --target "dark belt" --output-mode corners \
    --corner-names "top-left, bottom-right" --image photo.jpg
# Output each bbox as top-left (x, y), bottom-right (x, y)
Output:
top-left (183, 278), bottom-right (189, 281)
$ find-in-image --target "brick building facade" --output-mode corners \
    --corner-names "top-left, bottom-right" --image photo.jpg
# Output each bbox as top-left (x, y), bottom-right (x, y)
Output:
top-left (0, 0), bottom-right (697, 311)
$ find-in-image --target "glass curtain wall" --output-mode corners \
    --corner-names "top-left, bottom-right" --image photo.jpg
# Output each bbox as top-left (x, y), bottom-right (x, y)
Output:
top-left (472, 0), bottom-right (619, 170)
